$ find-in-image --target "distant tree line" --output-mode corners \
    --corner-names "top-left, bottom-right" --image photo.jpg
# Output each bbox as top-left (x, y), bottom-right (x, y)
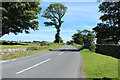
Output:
top-left (0, 40), bottom-right (29, 45)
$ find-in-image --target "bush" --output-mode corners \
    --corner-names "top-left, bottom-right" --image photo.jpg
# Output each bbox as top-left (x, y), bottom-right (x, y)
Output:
top-left (89, 43), bottom-right (96, 52)
top-left (27, 47), bottom-right (40, 51)
top-left (83, 43), bottom-right (96, 52)
top-left (40, 41), bottom-right (48, 46)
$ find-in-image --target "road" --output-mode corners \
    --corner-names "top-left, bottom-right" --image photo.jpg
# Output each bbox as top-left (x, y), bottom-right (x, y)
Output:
top-left (2, 45), bottom-right (82, 78)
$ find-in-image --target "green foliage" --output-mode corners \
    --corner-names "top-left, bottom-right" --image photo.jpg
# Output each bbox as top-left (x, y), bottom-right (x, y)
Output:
top-left (72, 29), bottom-right (96, 51)
top-left (72, 30), bottom-right (83, 45)
top-left (27, 47), bottom-right (40, 51)
top-left (40, 41), bottom-right (48, 46)
top-left (1, 2), bottom-right (41, 37)
top-left (66, 40), bottom-right (74, 45)
top-left (0, 45), bottom-right (42, 49)
top-left (48, 43), bottom-right (65, 51)
top-left (89, 43), bottom-right (96, 52)
top-left (42, 3), bottom-right (67, 43)
top-left (72, 44), bottom-right (84, 50)
top-left (33, 41), bottom-right (40, 44)
top-left (81, 49), bottom-right (118, 78)
top-left (93, 2), bottom-right (120, 44)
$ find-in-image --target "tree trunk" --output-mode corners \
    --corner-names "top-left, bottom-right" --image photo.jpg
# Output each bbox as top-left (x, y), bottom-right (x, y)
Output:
top-left (54, 28), bottom-right (61, 43)
top-left (0, 26), bottom-right (9, 38)
top-left (54, 19), bottom-right (63, 43)
top-left (0, 31), bottom-right (7, 38)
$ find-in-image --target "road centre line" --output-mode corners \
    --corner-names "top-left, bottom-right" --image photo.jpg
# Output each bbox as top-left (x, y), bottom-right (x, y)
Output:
top-left (16, 58), bottom-right (51, 74)
top-left (58, 52), bottom-right (64, 55)
top-left (11, 59), bottom-right (16, 61)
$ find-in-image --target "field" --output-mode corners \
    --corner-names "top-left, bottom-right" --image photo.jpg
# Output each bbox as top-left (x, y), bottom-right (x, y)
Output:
top-left (0, 43), bottom-right (65, 60)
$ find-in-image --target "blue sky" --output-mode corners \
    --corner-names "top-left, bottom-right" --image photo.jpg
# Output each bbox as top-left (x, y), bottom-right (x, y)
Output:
top-left (1, 2), bottom-right (101, 42)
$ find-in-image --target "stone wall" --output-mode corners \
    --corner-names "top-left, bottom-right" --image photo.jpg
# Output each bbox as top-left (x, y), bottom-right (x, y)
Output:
top-left (0, 48), bottom-right (27, 54)
top-left (96, 44), bottom-right (120, 59)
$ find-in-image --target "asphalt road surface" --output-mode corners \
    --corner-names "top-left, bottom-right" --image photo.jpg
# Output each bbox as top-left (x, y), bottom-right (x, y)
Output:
top-left (2, 45), bottom-right (82, 78)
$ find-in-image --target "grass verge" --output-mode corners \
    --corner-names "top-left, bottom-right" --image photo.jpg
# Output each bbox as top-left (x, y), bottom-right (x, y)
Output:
top-left (0, 45), bottom-right (44, 49)
top-left (1, 49), bottom-right (48, 60)
top-left (81, 49), bottom-right (118, 79)
top-left (72, 44), bottom-right (83, 50)
top-left (0, 43), bottom-right (65, 60)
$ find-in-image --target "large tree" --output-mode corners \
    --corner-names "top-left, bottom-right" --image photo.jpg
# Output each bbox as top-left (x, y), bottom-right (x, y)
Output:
top-left (72, 30), bottom-right (95, 46)
top-left (1, 2), bottom-right (41, 37)
top-left (93, 1), bottom-right (120, 44)
top-left (72, 29), bottom-right (95, 51)
top-left (42, 3), bottom-right (67, 43)
top-left (72, 30), bottom-right (83, 45)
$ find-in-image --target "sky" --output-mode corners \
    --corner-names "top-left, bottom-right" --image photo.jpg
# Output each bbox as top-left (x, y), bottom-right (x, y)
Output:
top-left (1, 2), bottom-right (101, 42)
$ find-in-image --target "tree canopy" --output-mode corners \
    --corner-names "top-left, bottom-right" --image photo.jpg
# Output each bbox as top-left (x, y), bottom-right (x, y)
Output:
top-left (72, 30), bottom-right (95, 45)
top-left (72, 29), bottom-right (95, 51)
top-left (42, 3), bottom-right (67, 43)
top-left (1, 2), bottom-right (41, 37)
top-left (93, 1), bottom-right (120, 44)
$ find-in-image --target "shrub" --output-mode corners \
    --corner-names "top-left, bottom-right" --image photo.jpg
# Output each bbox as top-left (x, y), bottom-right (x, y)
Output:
top-left (83, 43), bottom-right (96, 52)
top-left (89, 43), bottom-right (96, 52)
top-left (27, 47), bottom-right (40, 51)
top-left (40, 41), bottom-right (48, 46)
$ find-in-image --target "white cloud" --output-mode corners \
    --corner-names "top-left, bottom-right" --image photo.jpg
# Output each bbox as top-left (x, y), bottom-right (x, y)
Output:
top-left (13, 34), bottom-right (40, 37)
top-left (39, 28), bottom-right (56, 32)
top-left (74, 24), bottom-right (96, 30)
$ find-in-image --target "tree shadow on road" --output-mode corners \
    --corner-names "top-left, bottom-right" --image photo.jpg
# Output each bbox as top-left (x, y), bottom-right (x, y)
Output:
top-left (50, 49), bottom-right (80, 52)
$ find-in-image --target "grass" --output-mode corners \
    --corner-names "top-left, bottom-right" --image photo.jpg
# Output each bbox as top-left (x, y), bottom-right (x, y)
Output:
top-left (48, 43), bottom-right (65, 50)
top-left (72, 44), bottom-right (83, 50)
top-left (81, 49), bottom-right (118, 79)
top-left (0, 43), bottom-right (65, 60)
top-left (1, 49), bottom-right (48, 60)
top-left (73, 44), bottom-right (118, 79)
top-left (0, 45), bottom-right (42, 49)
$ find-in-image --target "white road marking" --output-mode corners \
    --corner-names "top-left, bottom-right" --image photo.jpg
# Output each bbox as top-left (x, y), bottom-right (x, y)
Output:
top-left (1, 59), bottom-right (17, 63)
top-left (11, 59), bottom-right (16, 61)
top-left (16, 58), bottom-right (52, 74)
top-left (1, 60), bottom-right (9, 63)
top-left (58, 52), bottom-right (64, 55)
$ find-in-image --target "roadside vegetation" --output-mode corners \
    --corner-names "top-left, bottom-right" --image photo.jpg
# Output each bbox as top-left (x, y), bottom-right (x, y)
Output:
top-left (74, 44), bottom-right (118, 79)
top-left (1, 1), bottom-right (119, 79)
top-left (0, 45), bottom-right (41, 49)
top-left (67, 29), bottom-right (96, 52)
top-left (0, 42), bottom-right (65, 60)
top-left (69, 2), bottom-right (119, 78)
top-left (81, 49), bottom-right (118, 78)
